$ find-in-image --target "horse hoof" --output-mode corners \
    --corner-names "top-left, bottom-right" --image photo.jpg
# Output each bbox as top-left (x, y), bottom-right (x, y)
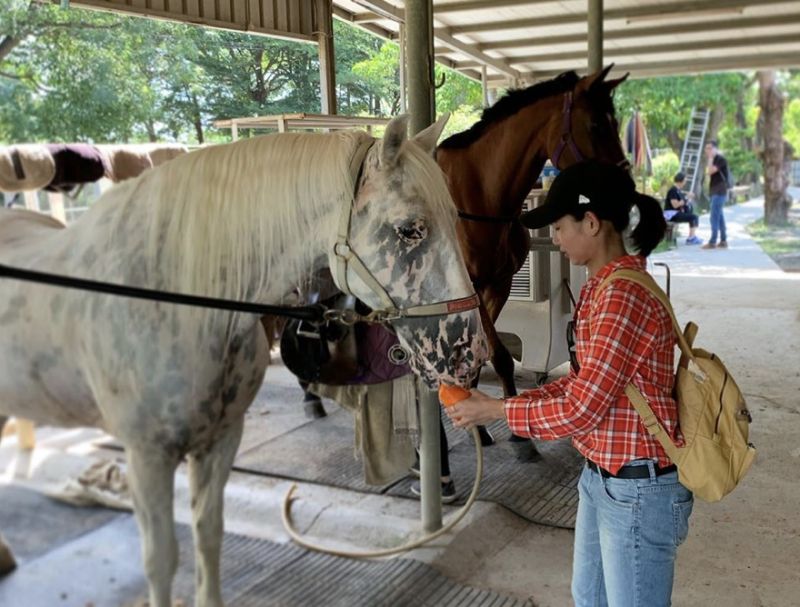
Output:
top-left (303, 400), bottom-right (327, 419)
top-left (0, 544), bottom-right (17, 577)
top-left (509, 438), bottom-right (542, 463)
top-left (477, 426), bottom-right (495, 447)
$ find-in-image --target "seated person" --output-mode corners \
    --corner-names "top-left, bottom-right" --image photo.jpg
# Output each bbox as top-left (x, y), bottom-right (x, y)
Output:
top-left (665, 172), bottom-right (702, 245)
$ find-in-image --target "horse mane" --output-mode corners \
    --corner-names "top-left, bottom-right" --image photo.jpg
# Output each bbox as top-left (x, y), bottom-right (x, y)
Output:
top-left (111, 131), bottom-right (369, 307)
top-left (439, 71), bottom-right (581, 150)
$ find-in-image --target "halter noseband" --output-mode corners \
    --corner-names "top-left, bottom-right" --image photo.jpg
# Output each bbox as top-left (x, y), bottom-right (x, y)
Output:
top-left (330, 138), bottom-right (480, 323)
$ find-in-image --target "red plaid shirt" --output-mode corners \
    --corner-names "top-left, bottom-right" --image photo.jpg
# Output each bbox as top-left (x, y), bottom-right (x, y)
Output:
top-left (504, 255), bottom-right (682, 474)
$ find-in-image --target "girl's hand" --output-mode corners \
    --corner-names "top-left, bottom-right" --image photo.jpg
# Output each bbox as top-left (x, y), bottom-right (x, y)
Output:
top-left (445, 389), bottom-right (506, 429)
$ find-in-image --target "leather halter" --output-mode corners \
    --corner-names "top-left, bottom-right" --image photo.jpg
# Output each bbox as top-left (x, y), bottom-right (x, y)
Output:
top-left (457, 89), bottom-right (630, 224)
top-left (455, 91), bottom-right (583, 225)
top-left (330, 138), bottom-right (479, 323)
top-left (550, 91), bottom-right (585, 170)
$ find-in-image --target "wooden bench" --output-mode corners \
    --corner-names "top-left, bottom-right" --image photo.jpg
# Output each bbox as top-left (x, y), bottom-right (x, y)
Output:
top-left (663, 219), bottom-right (679, 248)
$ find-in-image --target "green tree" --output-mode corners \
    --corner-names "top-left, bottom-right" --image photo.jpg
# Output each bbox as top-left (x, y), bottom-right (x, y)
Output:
top-left (614, 73), bottom-right (748, 153)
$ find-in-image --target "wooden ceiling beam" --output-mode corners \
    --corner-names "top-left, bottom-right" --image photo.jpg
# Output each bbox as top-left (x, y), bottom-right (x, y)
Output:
top-left (479, 12), bottom-right (800, 51)
top-left (449, 0), bottom-right (796, 34)
top-left (434, 27), bottom-right (521, 79)
top-left (501, 32), bottom-right (800, 65)
top-left (511, 51), bottom-right (800, 81)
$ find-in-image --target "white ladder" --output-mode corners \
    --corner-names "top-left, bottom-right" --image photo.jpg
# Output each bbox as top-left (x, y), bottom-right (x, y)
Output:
top-left (679, 107), bottom-right (710, 195)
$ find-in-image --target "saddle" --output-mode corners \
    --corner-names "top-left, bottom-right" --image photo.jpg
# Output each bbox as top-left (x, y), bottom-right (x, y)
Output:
top-left (280, 291), bottom-right (412, 386)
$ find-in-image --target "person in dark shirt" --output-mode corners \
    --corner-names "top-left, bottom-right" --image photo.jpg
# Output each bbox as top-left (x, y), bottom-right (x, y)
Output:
top-left (702, 140), bottom-right (729, 249)
top-left (664, 172), bottom-right (702, 245)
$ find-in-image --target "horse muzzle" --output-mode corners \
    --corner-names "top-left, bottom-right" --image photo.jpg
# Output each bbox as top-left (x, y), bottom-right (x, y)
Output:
top-left (396, 311), bottom-right (488, 388)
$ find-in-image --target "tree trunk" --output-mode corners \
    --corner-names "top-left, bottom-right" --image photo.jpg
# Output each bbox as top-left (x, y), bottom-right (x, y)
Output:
top-left (0, 36), bottom-right (21, 63)
top-left (667, 132), bottom-right (682, 157)
top-left (758, 70), bottom-right (791, 225)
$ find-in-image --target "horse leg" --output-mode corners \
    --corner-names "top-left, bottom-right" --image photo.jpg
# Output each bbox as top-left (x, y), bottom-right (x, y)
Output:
top-left (298, 380), bottom-right (326, 419)
top-left (187, 418), bottom-right (244, 607)
top-left (126, 446), bottom-right (180, 607)
top-left (0, 416), bottom-right (17, 576)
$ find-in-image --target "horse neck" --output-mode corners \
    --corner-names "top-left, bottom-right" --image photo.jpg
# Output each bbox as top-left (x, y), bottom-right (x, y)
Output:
top-left (77, 159), bottom-right (336, 308)
top-left (441, 95), bottom-right (561, 217)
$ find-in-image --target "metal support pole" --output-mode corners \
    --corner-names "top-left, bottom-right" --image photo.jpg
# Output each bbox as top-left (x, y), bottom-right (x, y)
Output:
top-left (316, 0), bottom-right (337, 114)
top-left (399, 23), bottom-right (407, 113)
top-left (588, 0), bottom-right (603, 73)
top-left (405, 0), bottom-right (440, 531)
top-left (418, 387), bottom-right (443, 532)
top-left (405, 0), bottom-right (434, 135)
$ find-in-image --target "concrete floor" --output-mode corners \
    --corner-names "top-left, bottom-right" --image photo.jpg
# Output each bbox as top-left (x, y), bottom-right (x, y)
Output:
top-left (2, 197), bottom-right (799, 606)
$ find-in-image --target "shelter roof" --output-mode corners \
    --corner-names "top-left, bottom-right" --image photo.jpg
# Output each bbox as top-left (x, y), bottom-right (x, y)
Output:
top-left (66, 1), bottom-right (800, 84)
top-left (333, 0), bottom-right (800, 84)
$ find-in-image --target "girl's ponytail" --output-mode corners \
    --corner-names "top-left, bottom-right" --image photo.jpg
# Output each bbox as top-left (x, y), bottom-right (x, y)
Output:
top-left (629, 192), bottom-right (666, 257)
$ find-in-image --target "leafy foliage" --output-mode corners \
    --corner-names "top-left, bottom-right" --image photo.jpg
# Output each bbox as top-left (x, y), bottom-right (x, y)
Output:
top-left (649, 151), bottom-right (680, 197)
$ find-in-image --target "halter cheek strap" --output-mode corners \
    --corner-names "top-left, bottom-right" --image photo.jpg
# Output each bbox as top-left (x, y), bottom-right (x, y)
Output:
top-left (550, 91), bottom-right (585, 170)
top-left (330, 137), bottom-right (480, 322)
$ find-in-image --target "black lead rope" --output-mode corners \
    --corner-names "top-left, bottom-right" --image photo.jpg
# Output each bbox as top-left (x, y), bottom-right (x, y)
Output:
top-left (0, 263), bottom-right (326, 322)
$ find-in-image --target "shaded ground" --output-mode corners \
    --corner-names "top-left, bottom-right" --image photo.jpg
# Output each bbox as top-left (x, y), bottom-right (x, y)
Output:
top-left (1, 196), bottom-right (799, 606)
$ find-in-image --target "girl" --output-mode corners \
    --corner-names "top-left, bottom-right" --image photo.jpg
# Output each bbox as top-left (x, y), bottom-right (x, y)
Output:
top-left (447, 159), bottom-right (693, 607)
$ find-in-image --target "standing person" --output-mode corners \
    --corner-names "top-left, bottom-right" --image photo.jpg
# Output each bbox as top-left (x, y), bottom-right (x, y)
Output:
top-left (702, 139), bottom-right (729, 249)
top-left (445, 159), bottom-right (693, 607)
top-left (664, 172), bottom-right (702, 245)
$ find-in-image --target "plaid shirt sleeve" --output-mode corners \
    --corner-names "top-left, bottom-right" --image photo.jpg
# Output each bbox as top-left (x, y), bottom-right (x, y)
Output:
top-left (503, 281), bottom-right (662, 440)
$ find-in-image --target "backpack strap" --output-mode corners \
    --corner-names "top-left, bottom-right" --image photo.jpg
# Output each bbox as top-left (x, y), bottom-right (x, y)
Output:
top-left (624, 384), bottom-right (681, 463)
top-left (595, 269), bottom-right (690, 462)
top-left (596, 269), bottom-right (695, 363)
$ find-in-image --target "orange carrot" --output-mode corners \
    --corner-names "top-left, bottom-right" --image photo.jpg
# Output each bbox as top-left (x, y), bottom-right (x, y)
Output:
top-left (438, 384), bottom-right (472, 408)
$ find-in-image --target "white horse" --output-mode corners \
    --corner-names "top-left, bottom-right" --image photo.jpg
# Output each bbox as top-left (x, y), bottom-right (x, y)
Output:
top-left (0, 115), bottom-right (488, 607)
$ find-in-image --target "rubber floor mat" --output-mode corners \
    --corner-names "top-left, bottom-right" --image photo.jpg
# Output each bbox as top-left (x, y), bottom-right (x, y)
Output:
top-left (0, 502), bottom-right (533, 607)
top-left (234, 408), bottom-right (582, 529)
top-left (388, 417), bottom-right (583, 529)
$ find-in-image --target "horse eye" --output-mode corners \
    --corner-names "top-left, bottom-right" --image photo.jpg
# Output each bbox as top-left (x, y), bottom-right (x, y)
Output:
top-left (396, 221), bottom-right (427, 244)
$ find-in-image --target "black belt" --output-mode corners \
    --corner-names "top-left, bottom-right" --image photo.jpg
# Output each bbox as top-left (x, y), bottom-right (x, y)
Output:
top-left (586, 460), bottom-right (677, 479)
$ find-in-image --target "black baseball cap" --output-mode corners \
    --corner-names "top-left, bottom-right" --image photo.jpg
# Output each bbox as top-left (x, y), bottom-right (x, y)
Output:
top-left (520, 160), bottom-right (636, 229)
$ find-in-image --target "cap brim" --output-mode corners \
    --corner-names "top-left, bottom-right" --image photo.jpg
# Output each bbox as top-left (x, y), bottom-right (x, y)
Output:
top-left (519, 202), bottom-right (563, 229)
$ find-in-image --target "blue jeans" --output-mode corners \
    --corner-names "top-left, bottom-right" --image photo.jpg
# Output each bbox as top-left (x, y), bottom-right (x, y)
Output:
top-left (571, 462), bottom-right (694, 607)
top-left (709, 194), bottom-right (728, 244)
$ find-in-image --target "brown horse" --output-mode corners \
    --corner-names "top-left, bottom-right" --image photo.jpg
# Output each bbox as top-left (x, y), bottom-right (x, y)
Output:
top-left (437, 66), bottom-right (629, 403)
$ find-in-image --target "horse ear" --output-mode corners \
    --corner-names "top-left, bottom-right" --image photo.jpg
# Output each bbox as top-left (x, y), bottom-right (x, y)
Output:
top-left (381, 114), bottom-right (410, 168)
top-left (582, 64), bottom-right (615, 90)
top-left (604, 73), bottom-right (629, 92)
top-left (410, 113), bottom-right (451, 155)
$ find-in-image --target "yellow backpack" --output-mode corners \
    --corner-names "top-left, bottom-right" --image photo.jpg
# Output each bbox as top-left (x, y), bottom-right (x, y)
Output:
top-left (599, 269), bottom-right (756, 502)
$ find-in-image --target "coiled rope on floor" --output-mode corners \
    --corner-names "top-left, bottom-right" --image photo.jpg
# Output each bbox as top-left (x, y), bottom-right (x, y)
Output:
top-left (281, 426), bottom-right (483, 558)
